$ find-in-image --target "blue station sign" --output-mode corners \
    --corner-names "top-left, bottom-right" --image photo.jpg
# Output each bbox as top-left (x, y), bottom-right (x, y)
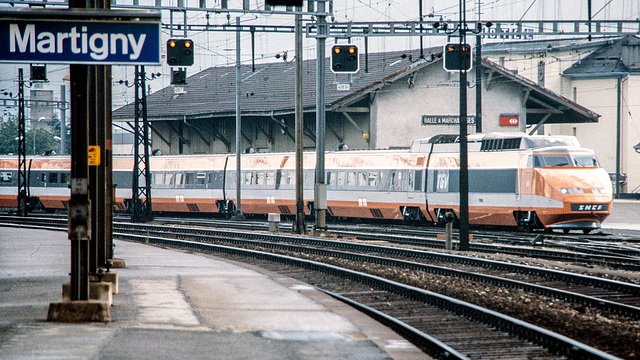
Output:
top-left (0, 17), bottom-right (160, 65)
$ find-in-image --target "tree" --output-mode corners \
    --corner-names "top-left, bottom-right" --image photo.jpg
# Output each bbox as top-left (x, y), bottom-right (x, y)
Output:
top-left (0, 115), bottom-right (19, 155)
top-left (0, 115), bottom-right (61, 155)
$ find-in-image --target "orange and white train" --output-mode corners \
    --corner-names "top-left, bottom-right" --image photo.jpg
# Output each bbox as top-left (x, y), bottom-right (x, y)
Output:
top-left (0, 133), bottom-right (613, 233)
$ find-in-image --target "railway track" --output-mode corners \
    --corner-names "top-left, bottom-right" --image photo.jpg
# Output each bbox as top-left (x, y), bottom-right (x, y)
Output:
top-left (144, 215), bottom-right (640, 271)
top-left (1, 215), bottom-right (638, 359)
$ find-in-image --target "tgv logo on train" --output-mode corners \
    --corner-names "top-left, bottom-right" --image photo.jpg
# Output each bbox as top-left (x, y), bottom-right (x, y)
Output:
top-left (9, 24), bottom-right (146, 61)
top-left (0, 19), bottom-right (160, 64)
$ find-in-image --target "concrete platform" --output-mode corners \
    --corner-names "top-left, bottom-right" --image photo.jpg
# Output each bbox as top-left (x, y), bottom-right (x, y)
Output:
top-left (0, 226), bottom-right (429, 360)
top-left (603, 199), bottom-right (640, 231)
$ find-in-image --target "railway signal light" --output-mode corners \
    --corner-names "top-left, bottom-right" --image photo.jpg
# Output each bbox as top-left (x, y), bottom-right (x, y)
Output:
top-left (171, 69), bottom-right (187, 85)
top-left (331, 44), bottom-right (359, 74)
top-left (443, 43), bottom-right (472, 72)
top-left (166, 39), bottom-right (194, 67)
top-left (265, 0), bottom-right (302, 6)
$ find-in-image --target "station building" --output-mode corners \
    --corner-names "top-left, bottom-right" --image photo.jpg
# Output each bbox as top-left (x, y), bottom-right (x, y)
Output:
top-left (112, 44), bottom-right (600, 179)
top-left (113, 46), bottom-right (595, 147)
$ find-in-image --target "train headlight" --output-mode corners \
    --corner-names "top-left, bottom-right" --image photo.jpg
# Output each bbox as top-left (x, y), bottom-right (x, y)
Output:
top-left (592, 187), bottom-right (607, 194)
top-left (559, 187), bottom-right (583, 194)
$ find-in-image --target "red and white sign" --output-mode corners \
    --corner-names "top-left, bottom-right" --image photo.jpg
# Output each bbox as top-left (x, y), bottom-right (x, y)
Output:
top-left (499, 114), bottom-right (519, 126)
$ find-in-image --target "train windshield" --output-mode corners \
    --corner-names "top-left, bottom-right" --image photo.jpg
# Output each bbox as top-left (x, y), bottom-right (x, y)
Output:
top-left (532, 154), bottom-right (599, 168)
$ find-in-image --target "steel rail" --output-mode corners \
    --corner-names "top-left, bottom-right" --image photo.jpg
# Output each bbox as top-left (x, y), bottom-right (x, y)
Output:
top-left (121, 226), bottom-right (640, 320)
top-left (115, 232), bottom-right (623, 360)
top-left (1, 215), bottom-right (638, 296)
top-left (112, 221), bottom-right (640, 297)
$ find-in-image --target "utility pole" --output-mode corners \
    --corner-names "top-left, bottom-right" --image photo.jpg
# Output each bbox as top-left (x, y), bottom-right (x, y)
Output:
top-left (458, 0), bottom-right (470, 251)
top-left (294, 8), bottom-right (305, 234)
top-left (314, 0), bottom-right (328, 236)
top-left (234, 16), bottom-right (244, 219)
top-left (132, 66), bottom-right (153, 222)
top-left (59, 85), bottom-right (67, 155)
top-left (17, 69), bottom-right (27, 217)
top-left (475, 0), bottom-right (482, 134)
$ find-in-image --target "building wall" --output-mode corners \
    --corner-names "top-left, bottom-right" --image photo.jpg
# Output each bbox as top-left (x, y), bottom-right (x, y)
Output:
top-left (484, 45), bottom-right (640, 194)
top-left (550, 77), bottom-right (623, 183)
top-left (627, 75), bottom-right (640, 193)
top-left (371, 62), bottom-right (525, 149)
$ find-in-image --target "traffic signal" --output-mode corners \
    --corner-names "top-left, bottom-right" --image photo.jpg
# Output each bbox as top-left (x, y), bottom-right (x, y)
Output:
top-left (331, 44), bottom-right (359, 74)
top-left (265, 0), bottom-right (302, 6)
top-left (171, 69), bottom-right (187, 85)
top-left (443, 43), bottom-right (472, 72)
top-left (166, 39), bottom-right (194, 67)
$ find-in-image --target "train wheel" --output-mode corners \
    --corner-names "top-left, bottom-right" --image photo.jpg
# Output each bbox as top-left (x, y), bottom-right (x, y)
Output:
top-left (514, 211), bottom-right (541, 232)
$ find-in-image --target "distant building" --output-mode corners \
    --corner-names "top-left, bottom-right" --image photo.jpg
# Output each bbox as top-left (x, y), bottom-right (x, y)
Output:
top-left (114, 46), bottom-right (595, 152)
top-left (482, 35), bottom-right (640, 196)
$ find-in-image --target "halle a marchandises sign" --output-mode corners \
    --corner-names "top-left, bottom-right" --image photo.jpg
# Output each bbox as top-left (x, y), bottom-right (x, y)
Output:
top-left (0, 11), bottom-right (160, 65)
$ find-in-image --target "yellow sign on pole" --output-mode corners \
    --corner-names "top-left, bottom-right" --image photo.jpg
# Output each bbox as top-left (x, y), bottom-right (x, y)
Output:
top-left (89, 145), bottom-right (100, 166)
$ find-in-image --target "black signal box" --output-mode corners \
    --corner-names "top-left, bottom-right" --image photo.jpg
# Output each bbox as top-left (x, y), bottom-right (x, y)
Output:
top-left (265, 0), bottom-right (302, 7)
top-left (167, 39), bottom-right (194, 67)
top-left (171, 69), bottom-right (187, 85)
top-left (443, 43), bottom-right (472, 72)
top-left (331, 44), bottom-right (359, 74)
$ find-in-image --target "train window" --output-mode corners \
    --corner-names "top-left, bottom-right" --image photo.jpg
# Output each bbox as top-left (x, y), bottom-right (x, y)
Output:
top-left (358, 172), bottom-right (367, 187)
top-left (368, 172), bottom-right (378, 187)
top-left (185, 173), bottom-right (195, 185)
top-left (0, 171), bottom-right (12, 183)
top-left (394, 172), bottom-right (403, 188)
top-left (288, 171), bottom-right (295, 185)
top-left (266, 172), bottom-right (275, 186)
top-left (196, 172), bottom-right (206, 185)
top-left (409, 171), bottom-right (415, 189)
top-left (153, 173), bottom-right (164, 186)
top-left (49, 173), bottom-right (58, 184)
top-left (347, 172), bottom-right (356, 186)
top-left (337, 172), bottom-right (346, 186)
top-left (573, 156), bottom-right (598, 167)
top-left (245, 172), bottom-right (253, 185)
top-left (41, 172), bottom-right (47, 183)
top-left (209, 172), bottom-right (223, 189)
top-left (61, 173), bottom-right (69, 184)
top-left (165, 173), bottom-right (175, 186)
top-left (256, 172), bottom-right (265, 185)
top-left (534, 155), bottom-right (571, 167)
top-left (175, 173), bottom-right (184, 186)
top-left (326, 172), bottom-right (332, 186)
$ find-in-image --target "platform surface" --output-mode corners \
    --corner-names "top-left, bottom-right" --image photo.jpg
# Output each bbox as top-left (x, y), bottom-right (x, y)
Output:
top-left (0, 226), bottom-right (429, 360)
top-left (603, 199), bottom-right (640, 231)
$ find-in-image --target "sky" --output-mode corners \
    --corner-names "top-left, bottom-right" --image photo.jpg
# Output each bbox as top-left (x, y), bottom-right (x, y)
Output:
top-left (0, 0), bottom-right (637, 112)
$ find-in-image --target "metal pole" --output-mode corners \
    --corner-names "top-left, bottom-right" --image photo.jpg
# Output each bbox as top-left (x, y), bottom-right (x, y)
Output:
top-left (314, 0), bottom-right (328, 235)
top-left (89, 65), bottom-right (98, 274)
top-left (235, 16), bottom-right (244, 218)
top-left (294, 9), bottom-right (306, 234)
top-left (60, 85), bottom-right (66, 155)
top-left (475, 34), bottom-right (482, 134)
top-left (103, 64), bottom-right (114, 265)
top-left (17, 69), bottom-right (27, 217)
top-left (68, 63), bottom-right (91, 301)
top-left (615, 76), bottom-right (622, 198)
top-left (458, 0), bottom-right (470, 251)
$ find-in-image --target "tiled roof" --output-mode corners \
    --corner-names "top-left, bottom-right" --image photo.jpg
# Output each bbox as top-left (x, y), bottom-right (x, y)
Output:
top-left (563, 35), bottom-right (640, 76)
top-left (113, 47), bottom-right (442, 121)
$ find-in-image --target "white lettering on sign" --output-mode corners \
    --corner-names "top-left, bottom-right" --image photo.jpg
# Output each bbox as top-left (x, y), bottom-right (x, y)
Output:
top-left (9, 23), bottom-right (147, 60)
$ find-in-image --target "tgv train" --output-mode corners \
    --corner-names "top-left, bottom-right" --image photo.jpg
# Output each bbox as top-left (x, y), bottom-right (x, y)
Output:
top-left (0, 133), bottom-right (613, 233)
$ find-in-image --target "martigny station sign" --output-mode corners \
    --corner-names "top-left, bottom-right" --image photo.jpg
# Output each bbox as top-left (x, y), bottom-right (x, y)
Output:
top-left (0, 9), bottom-right (161, 65)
